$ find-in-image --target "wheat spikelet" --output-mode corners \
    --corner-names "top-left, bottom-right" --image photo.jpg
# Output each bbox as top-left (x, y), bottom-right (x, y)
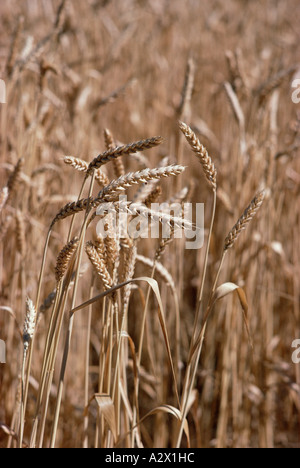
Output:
top-left (144, 186), bottom-right (162, 208)
top-left (15, 210), bottom-right (26, 257)
top-left (224, 190), bottom-right (265, 251)
top-left (102, 214), bottom-right (119, 272)
top-left (179, 121), bottom-right (217, 190)
top-left (85, 241), bottom-right (113, 291)
top-left (95, 169), bottom-right (110, 188)
top-left (104, 128), bottom-right (125, 178)
top-left (64, 156), bottom-right (110, 187)
top-left (50, 197), bottom-right (92, 228)
top-left (87, 136), bottom-right (163, 174)
top-left (23, 297), bottom-right (37, 354)
top-left (155, 223), bottom-right (176, 261)
top-left (55, 237), bottom-right (79, 282)
top-left (0, 187), bottom-right (9, 214)
top-left (121, 244), bottom-right (137, 312)
top-left (94, 235), bottom-right (107, 264)
top-left (94, 165), bottom-right (185, 204)
top-left (64, 156), bottom-right (88, 172)
top-left (116, 200), bottom-right (194, 232)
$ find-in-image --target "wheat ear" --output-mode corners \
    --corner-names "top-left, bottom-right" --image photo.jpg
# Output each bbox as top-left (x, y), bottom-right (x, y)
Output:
top-left (94, 165), bottom-right (185, 204)
top-left (50, 197), bottom-right (93, 228)
top-left (87, 136), bottom-right (163, 174)
top-left (179, 121), bottom-right (217, 190)
top-left (85, 241), bottom-right (113, 291)
top-left (55, 237), bottom-right (79, 282)
top-left (23, 298), bottom-right (37, 356)
top-left (64, 156), bottom-right (110, 187)
top-left (224, 190), bottom-right (265, 250)
top-left (7, 158), bottom-right (24, 199)
top-left (104, 128), bottom-right (125, 178)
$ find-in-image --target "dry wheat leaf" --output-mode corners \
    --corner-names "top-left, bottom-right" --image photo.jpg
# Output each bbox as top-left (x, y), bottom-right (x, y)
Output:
top-left (139, 405), bottom-right (190, 447)
top-left (212, 282), bottom-right (252, 347)
top-left (94, 395), bottom-right (117, 442)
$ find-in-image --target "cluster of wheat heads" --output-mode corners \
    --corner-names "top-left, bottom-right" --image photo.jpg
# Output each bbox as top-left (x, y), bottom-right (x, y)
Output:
top-left (4, 121), bottom-right (265, 449)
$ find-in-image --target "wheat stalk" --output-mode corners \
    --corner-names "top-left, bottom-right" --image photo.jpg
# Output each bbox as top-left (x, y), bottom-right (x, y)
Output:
top-left (179, 121), bottom-right (217, 190)
top-left (224, 190), bottom-right (265, 250)
top-left (87, 136), bottom-right (163, 174)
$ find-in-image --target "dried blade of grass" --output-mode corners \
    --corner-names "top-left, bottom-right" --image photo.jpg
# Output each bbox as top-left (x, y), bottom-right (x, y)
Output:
top-left (211, 282), bottom-right (252, 347)
top-left (118, 405), bottom-right (190, 448)
top-left (87, 136), bottom-right (163, 174)
top-left (94, 395), bottom-right (117, 443)
top-left (0, 306), bottom-right (22, 337)
top-left (70, 276), bottom-right (180, 406)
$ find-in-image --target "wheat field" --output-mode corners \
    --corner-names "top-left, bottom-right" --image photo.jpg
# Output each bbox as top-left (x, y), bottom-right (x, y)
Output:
top-left (0, 0), bottom-right (299, 449)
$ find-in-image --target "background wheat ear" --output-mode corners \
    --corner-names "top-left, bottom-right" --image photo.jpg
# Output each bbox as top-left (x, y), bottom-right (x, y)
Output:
top-left (178, 121), bottom-right (217, 190)
top-left (224, 190), bottom-right (265, 250)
